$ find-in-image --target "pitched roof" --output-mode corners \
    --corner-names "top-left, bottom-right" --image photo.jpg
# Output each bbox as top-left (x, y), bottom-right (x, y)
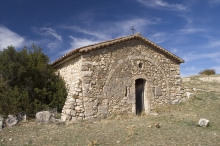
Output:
top-left (52, 33), bottom-right (184, 67)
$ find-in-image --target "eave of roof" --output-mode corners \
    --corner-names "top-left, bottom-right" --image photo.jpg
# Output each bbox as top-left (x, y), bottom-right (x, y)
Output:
top-left (52, 33), bottom-right (185, 68)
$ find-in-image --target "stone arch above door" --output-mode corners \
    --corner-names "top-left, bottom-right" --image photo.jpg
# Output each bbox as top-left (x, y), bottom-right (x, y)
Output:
top-left (103, 55), bottom-right (170, 100)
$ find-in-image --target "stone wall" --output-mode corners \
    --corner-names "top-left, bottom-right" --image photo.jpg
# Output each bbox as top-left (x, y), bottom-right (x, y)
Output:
top-left (183, 76), bottom-right (220, 82)
top-left (58, 39), bottom-right (184, 121)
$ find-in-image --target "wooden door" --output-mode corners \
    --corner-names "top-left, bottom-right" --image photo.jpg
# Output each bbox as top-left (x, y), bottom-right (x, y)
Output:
top-left (135, 79), bottom-right (145, 115)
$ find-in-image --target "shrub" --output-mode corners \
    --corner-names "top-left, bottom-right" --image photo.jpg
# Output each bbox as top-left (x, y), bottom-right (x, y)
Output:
top-left (199, 69), bottom-right (216, 75)
top-left (0, 45), bottom-right (67, 117)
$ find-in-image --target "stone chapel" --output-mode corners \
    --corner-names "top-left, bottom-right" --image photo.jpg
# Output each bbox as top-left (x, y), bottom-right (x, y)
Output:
top-left (52, 33), bottom-right (185, 121)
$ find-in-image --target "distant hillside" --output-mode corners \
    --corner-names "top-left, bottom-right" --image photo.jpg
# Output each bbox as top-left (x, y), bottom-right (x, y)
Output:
top-left (182, 74), bottom-right (220, 82)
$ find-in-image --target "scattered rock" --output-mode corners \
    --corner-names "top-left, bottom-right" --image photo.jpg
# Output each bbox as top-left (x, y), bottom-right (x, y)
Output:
top-left (88, 140), bottom-right (98, 146)
top-left (186, 92), bottom-right (193, 98)
top-left (35, 111), bottom-right (55, 123)
top-left (49, 108), bottom-right (58, 116)
top-left (198, 118), bottom-right (209, 127)
top-left (171, 99), bottom-right (179, 104)
top-left (6, 115), bottom-right (18, 127)
top-left (180, 98), bottom-right (186, 103)
top-left (150, 113), bottom-right (158, 116)
top-left (17, 112), bottom-right (27, 122)
top-left (61, 114), bottom-right (71, 121)
top-left (147, 125), bottom-right (152, 128)
top-left (0, 116), bottom-right (3, 131)
top-left (155, 123), bottom-right (160, 128)
top-left (9, 138), bottom-right (13, 141)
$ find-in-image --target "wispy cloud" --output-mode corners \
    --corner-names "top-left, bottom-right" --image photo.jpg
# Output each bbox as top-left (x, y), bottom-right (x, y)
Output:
top-left (148, 32), bottom-right (170, 43)
top-left (60, 18), bottom-right (156, 55)
top-left (32, 27), bottom-right (62, 41)
top-left (179, 27), bottom-right (206, 34)
top-left (136, 0), bottom-right (188, 11)
top-left (62, 18), bottom-right (157, 40)
top-left (62, 26), bottom-right (110, 40)
top-left (211, 66), bottom-right (220, 73)
top-left (181, 66), bottom-right (201, 77)
top-left (0, 25), bottom-right (25, 50)
top-left (170, 48), bottom-right (178, 53)
top-left (182, 51), bottom-right (220, 62)
top-left (110, 18), bottom-right (156, 36)
top-left (31, 26), bottom-right (63, 50)
top-left (209, 0), bottom-right (220, 6)
top-left (60, 36), bottom-right (100, 55)
top-left (204, 39), bottom-right (220, 49)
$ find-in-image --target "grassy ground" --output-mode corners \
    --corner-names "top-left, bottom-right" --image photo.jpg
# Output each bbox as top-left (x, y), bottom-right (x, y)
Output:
top-left (1, 79), bottom-right (220, 146)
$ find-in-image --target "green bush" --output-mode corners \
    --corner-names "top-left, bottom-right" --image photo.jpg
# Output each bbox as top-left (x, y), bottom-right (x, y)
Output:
top-left (199, 69), bottom-right (216, 75)
top-left (0, 45), bottom-right (67, 117)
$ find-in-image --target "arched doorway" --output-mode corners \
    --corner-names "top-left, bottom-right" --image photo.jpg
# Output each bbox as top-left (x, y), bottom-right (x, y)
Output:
top-left (135, 79), bottom-right (145, 115)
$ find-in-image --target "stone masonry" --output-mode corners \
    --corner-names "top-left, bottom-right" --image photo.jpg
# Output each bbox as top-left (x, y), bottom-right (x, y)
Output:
top-left (52, 33), bottom-right (185, 121)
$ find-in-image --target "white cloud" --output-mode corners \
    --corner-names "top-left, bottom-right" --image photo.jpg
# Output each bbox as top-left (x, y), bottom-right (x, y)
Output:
top-left (0, 25), bottom-right (25, 50)
top-left (211, 66), bottom-right (220, 74)
top-left (60, 36), bottom-right (100, 55)
top-left (60, 18), bottom-right (156, 56)
top-left (148, 32), bottom-right (170, 43)
top-left (111, 18), bottom-right (155, 36)
top-left (205, 40), bottom-right (220, 49)
top-left (47, 40), bottom-right (62, 51)
top-left (180, 66), bottom-right (201, 77)
top-left (179, 27), bottom-right (206, 34)
top-left (62, 26), bottom-right (110, 40)
top-left (209, 0), bottom-right (220, 6)
top-left (32, 27), bottom-right (62, 41)
top-left (62, 18), bottom-right (157, 40)
top-left (136, 0), bottom-right (188, 11)
top-left (182, 51), bottom-right (220, 62)
top-left (170, 48), bottom-right (178, 53)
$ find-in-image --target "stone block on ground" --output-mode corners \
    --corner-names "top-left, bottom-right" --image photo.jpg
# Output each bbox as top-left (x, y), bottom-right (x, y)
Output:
top-left (186, 92), bottom-right (193, 98)
top-left (61, 114), bottom-right (71, 121)
top-left (35, 111), bottom-right (55, 123)
top-left (6, 115), bottom-right (18, 127)
top-left (17, 112), bottom-right (27, 122)
top-left (0, 116), bottom-right (3, 131)
top-left (171, 99), bottom-right (179, 104)
top-left (198, 118), bottom-right (209, 127)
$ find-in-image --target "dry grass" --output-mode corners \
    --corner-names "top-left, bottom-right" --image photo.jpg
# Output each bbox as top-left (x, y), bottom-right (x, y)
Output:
top-left (1, 79), bottom-right (220, 145)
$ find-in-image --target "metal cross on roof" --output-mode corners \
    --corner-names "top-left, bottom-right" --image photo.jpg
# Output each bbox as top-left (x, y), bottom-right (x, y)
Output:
top-left (130, 26), bottom-right (136, 34)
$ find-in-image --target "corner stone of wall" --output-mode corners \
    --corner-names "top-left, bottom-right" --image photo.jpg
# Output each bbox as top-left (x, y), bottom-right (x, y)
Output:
top-left (61, 79), bottom-right (85, 121)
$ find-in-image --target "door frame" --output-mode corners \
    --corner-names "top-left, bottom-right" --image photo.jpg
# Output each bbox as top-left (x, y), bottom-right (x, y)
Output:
top-left (129, 75), bottom-right (151, 115)
top-left (135, 79), bottom-right (145, 115)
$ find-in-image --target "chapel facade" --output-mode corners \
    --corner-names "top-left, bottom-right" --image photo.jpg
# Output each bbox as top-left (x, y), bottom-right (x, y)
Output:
top-left (52, 33), bottom-right (185, 121)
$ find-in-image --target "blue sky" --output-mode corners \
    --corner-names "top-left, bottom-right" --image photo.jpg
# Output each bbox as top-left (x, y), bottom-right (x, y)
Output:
top-left (1, 0), bottom-right (220, 77)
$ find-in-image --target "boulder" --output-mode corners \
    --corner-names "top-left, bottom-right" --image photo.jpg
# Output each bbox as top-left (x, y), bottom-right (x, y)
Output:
top-left (0, 116), bottom-right (3, 131)
top-left (17, 112), bottom-right (27, 122)
top-left (6, 115), bottom-right (18, 127)
top-left (61, 114), bottom-right (71, 121)
top-left (186, 92), bottom-right (193, 98)
top-left (49, 108), bottom-right (58, 117)
top-left (198, 118), bottom-right (209, 127)
top-left (171, 99), bottom-right (179, 104)
top-left (35, 111), bottom-right (55, 123)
